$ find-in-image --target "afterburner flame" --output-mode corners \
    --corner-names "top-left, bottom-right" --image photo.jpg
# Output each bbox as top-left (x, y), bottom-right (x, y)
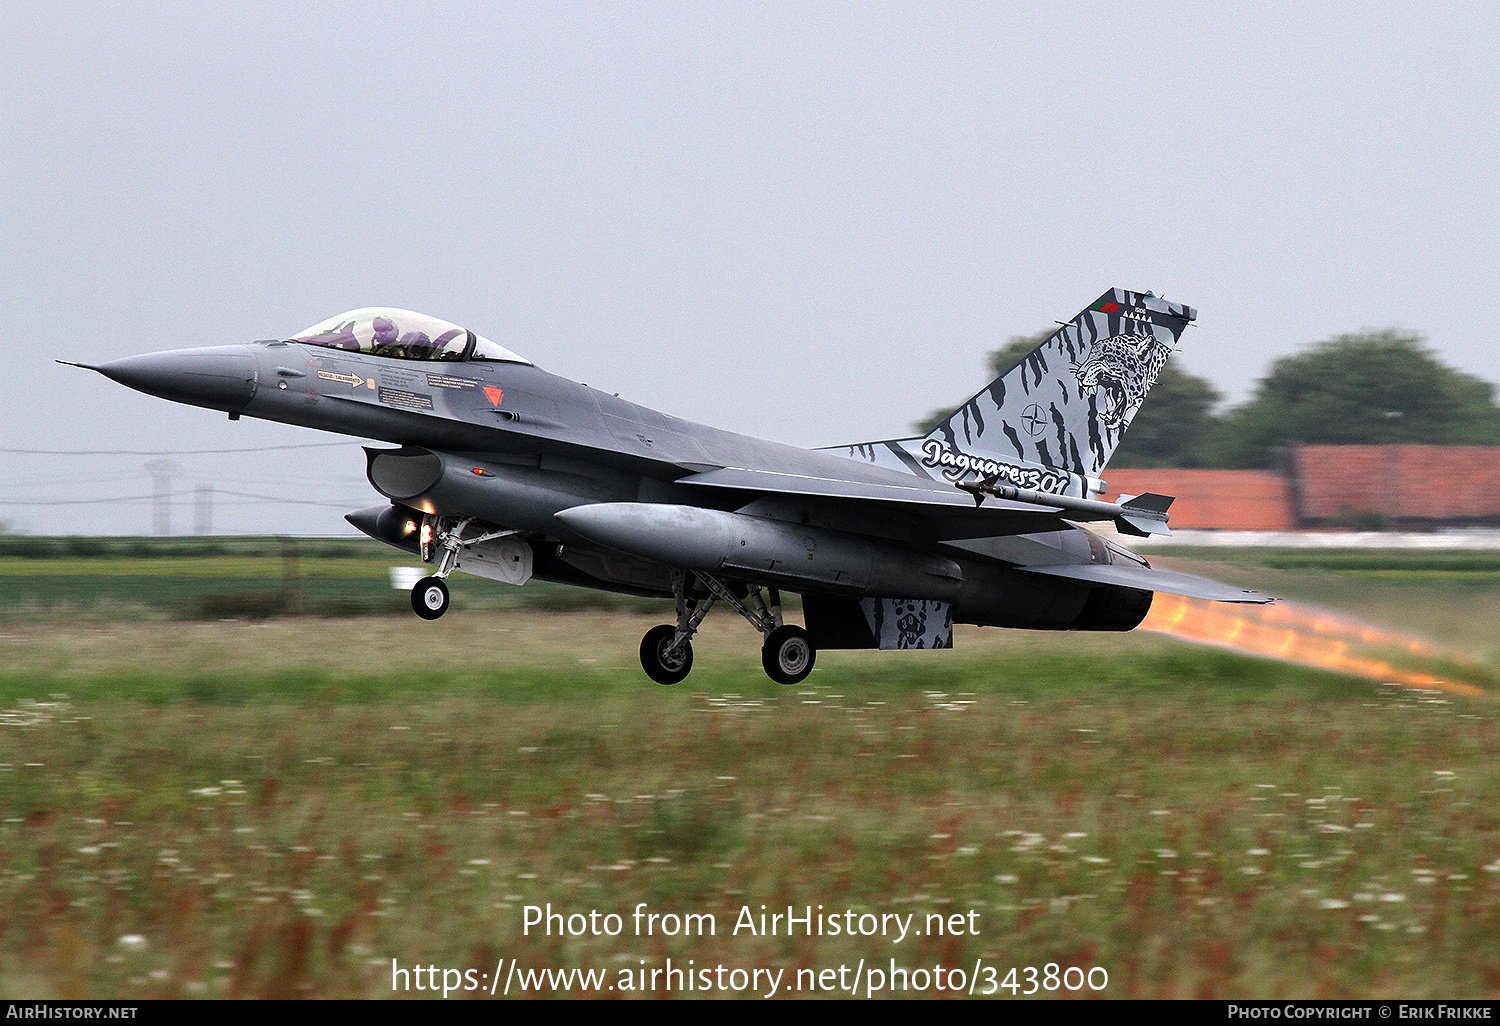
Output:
top-left (1140, 593), bottom-right (1487, 698)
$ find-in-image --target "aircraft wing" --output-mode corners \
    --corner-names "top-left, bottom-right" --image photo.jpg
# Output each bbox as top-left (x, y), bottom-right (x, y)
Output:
top-left (679, 467), bottom-right (1272, 602)
top-left (677, 466), bottom-right (1075, 539)
top-left (1017, 562), bottom-right (1272, 603)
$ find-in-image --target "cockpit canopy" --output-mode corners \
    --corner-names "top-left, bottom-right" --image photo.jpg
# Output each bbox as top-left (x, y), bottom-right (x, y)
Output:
top-left (289, 308), bottom-right (531, 365)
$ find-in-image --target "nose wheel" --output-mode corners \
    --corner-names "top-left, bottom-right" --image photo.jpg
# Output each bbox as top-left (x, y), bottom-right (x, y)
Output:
top-left (411, 577), bottom-right (450, 619)
top-left (410, 515), bottom-right (523, 621)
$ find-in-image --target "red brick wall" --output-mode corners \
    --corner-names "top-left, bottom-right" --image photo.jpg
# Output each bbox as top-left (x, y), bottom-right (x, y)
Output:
top-left (1100, 469), bottom-right (1295, 530)
top-left (1100, 447), bottom-right (1500, 529)
top-left (1292, 445), bottom-right (1500, 521)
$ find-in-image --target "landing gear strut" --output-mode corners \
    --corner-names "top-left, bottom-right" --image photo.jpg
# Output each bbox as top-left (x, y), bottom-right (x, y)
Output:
top-left (409, 514), bottom-right (519, 621)
top-left (638, 571), bottom-right (816, 686)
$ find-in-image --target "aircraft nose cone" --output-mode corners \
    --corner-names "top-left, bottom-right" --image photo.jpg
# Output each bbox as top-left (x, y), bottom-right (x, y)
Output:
top-left (97, 346), bottom-right (258, 411)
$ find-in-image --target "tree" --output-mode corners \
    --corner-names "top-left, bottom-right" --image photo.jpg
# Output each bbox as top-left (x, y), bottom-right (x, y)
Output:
top-left (1107, 361), bottom-right (1222, 468)
top-left (1209, 330), bottom-right (1500, 468)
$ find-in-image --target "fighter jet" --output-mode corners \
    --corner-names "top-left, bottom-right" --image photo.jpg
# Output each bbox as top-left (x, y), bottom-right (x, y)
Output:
top-left (66, 288), bottom-right (1268, 686)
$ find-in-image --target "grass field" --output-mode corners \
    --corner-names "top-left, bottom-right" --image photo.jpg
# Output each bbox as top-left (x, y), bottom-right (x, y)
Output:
top-left (0, 542), bottom-right (1497, 999)
top-left (0, 537), bottom-right (662, 623)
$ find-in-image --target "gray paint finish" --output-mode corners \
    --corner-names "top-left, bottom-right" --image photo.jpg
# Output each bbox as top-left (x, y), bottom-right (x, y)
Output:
top-left (79, 290), bottom-right (1269, 682)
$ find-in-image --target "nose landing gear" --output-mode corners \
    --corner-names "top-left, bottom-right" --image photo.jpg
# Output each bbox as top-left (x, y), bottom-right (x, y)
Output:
top-left (411, 576), bottom-right (450, 619)
top-left (408, 514), bottom-right (523, 621)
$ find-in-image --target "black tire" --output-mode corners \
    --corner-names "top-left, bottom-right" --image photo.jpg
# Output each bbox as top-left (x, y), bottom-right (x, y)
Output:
top-left (411, 577), bottom-right (450, 620)
top-left (640, 624), bottom-right (693, 685)
top-left (761, 624), bottom-right (815, 685)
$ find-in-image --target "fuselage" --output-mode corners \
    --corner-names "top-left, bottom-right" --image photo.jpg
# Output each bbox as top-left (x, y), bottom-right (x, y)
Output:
top-left (93, 330), bottom-right (1133, 631)
top-left (76, 293), bottom-right (1270, 685)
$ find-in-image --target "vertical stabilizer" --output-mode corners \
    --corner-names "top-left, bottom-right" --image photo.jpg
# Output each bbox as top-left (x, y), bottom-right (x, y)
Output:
top-left (824, 289), bottom-right (1196, 495)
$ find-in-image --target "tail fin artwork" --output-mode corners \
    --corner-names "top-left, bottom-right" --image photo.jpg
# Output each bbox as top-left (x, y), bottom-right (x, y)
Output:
top-left (823, 289), bottom-right (1196, 498)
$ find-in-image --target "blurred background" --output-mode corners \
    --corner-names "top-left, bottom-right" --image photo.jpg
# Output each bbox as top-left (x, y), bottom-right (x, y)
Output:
top-left (4, 2), bottom-right (1497, 536)
top-left (4, 5), bottom-right (1499, 1000)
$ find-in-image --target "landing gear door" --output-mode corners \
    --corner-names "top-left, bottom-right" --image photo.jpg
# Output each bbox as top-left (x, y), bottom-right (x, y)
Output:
top-left (860, 598), bottom-right (953, 650)
top-left (454, 536), bottom-right (534, 586)
top-left (804, 596), bottom-right (954, 650)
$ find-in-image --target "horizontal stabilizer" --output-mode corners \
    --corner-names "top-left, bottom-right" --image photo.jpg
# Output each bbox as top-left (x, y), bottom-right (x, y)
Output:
top-left (1018, 562), bottom-right (1272, 603)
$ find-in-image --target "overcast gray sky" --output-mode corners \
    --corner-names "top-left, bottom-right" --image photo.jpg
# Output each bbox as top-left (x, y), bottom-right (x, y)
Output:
top-left (4, 2), bottom-right (1496, 535)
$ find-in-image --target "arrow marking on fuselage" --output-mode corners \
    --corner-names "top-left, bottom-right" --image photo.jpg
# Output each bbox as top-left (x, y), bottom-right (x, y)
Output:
top-left (317, 370), bottom-right (366, 389)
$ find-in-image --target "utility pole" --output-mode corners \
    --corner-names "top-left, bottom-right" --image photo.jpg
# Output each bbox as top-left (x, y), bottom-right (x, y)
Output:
top-left (145, 460), bottom-right (177, 536)
top-left (280, 536), bottom-right (302, 614)
top-left (194, 485), bottom-right (213, 536)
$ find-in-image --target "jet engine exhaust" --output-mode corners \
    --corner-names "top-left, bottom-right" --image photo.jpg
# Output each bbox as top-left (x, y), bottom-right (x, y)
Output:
top-left (1140, 593), bottom-right (1488, 698)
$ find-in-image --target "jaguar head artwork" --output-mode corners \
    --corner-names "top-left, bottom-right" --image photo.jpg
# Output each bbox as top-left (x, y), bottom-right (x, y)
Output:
top-left (1073, 333), bottom-right (1174, 434)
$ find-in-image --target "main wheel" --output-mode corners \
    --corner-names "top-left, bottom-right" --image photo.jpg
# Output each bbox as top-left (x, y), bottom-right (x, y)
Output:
top-left (640, 624), bottom-right (693, 685)
top-left (411, 577), bottom-right (450, 620)
top-left (761, 624), bottom-right (815, 685)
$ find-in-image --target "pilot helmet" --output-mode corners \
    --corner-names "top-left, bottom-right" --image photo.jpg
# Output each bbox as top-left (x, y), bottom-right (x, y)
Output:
top-left (372, 316), bottom-right (399, 343)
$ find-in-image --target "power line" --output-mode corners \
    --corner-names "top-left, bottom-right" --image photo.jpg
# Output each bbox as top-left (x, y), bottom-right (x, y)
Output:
top-left (213, 489), bottom-right (360, 509)
top-left (0, 494), bottom-right (162, 506)
top-left (0, 489), bottom-right (358, 509)
top-left (0, 442), bottom-right (362, 456)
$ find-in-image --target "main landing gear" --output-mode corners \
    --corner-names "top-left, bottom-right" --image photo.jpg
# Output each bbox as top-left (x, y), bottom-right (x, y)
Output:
top-left (761, 624), bottom-right (814, 686)
top-left (640, 624), bottom-right (693, 685)
top-left (640, 570), bottom-right (816, 687)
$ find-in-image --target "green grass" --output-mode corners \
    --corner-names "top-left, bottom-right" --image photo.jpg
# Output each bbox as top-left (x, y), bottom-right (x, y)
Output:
top-left (1145, 546), bottom-right (1500, 574)
top-left (0, 539), bottom-right (1496, 998)
top-left (0, 535), bottom-right (380, 561)
top-left (0, 558), bottom-right (666, 623)
top-left (4, 538), bottom-right (1496, 624)
top-left (0, 610), bottom-right (1497, 999)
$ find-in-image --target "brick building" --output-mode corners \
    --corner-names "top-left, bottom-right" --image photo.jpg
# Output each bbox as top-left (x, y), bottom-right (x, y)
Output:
top-left (1100, 445), bottom-right (1500, 530)
top-left (1099, 469), bottom-right (1295, 530)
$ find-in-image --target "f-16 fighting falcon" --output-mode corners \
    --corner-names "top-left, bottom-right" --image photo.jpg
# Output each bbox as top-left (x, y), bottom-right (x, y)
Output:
top-left (65, 288), bottom-right (1269, 686)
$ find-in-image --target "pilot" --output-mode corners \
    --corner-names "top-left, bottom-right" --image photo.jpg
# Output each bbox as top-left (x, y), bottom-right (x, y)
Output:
top-left (371, 315), bottom-right (404, 357)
